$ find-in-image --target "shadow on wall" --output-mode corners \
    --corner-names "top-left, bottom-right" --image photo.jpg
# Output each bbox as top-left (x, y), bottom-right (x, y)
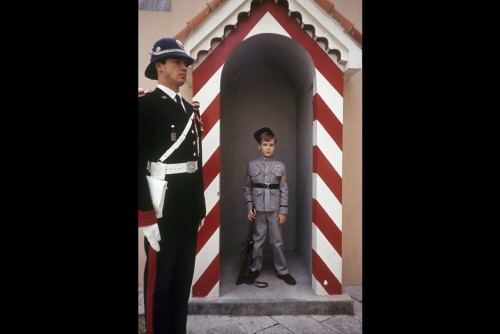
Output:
top-left (219, 34), bottom-right (315, 271)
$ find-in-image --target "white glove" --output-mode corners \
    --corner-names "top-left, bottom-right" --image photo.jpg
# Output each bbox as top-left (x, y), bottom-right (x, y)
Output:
top-left (140, 223), bottom-right (161, 252)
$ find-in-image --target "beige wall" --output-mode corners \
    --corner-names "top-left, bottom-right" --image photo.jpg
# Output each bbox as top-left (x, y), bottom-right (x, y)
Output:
top-left (334, 0), bottom-right (362, 284)
top-left (138, 0), bottom-right (362, 286)
top-left (341, 70), bottom-right (362, 284)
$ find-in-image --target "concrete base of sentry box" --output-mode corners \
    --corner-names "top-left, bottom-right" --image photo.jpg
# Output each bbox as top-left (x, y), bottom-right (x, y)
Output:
top-left (187, 251), bottom-right (353, 316)
top-left (139, 251), bottom-right (354, 316)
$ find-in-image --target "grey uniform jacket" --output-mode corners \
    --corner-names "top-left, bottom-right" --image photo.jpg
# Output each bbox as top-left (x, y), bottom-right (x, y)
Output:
top-left (243, 155), bottom-right (288, 215)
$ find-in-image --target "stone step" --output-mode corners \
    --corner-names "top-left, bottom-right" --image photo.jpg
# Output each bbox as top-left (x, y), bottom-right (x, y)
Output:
top-left (188, 296), bottom-right (354, 315)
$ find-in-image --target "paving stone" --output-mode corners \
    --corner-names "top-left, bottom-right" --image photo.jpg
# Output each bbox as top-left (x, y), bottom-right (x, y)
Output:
top-left (138, 287), bottom-right (144, 315)
top-left (271, 315), bottom-right (341, 333)
top-left (187, 315), bottom-right (245, 334)
top-left (311, 315), bottom-right (333, 322)
top-left (231, 315), bottom-right (278, 333)
top-left (343, 285), bottom-right (362, 302)
top-left (323, 315), bottom-right (362, 334)
top-left (138, 315), bottom-right (145, 334)
top-left (257, 324), bottom-right (294, 333)
top-left (353, 300), bottom-right (362, 318)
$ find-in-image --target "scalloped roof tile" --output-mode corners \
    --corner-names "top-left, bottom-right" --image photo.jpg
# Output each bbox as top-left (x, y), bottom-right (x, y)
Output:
top-left (173, 0), bottom-right (362, 46)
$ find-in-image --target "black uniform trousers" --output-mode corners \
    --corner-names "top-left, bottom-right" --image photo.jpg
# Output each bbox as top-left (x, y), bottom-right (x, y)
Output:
top-left (143, 213), bottom-right (200, 334)
top-left (139, 88), bottom-right (206, 334)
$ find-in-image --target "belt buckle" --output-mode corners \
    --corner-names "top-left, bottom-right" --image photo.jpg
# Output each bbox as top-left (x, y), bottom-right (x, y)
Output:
top-left (151, 162), bottom-right (166, 179)
top-left (265, 182), bottom-right (270, 189)
top-left (186, 161), bottom-right (196, 173)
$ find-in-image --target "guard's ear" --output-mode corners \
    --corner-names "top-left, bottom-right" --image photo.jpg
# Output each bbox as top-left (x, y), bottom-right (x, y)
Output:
top-left (155, 61), bottom-right (163, 75)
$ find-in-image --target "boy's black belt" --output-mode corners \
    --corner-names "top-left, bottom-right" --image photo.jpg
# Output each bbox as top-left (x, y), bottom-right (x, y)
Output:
top-left (253, 183), bottom-right (279, 189)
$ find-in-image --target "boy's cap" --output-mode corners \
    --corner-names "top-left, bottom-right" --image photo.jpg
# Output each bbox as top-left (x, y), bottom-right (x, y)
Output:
top-left (145, 38), bottom-right (194, 80)
top-left (254, 127), bottom-right (274, 142)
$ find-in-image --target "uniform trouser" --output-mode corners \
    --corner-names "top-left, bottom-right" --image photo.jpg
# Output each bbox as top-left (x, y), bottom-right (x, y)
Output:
top-left (250, 211), bottom-right (289, 275)
top-left (143, 215), bottom-right (199, 334)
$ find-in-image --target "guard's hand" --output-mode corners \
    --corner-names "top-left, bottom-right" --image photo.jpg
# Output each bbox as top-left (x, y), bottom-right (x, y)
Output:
top-left (140, 223), bottom-right (161, 252)
top-left (247, 208), bottom-right (256, 221)
top-left (278, 213), bottom-right (287, 224)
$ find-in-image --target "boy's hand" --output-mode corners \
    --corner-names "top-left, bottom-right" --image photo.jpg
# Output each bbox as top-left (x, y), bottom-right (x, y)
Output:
top-left (247, 208), bottom-right (256, 221)
top-left (278, 213), bottom-right (287, 224)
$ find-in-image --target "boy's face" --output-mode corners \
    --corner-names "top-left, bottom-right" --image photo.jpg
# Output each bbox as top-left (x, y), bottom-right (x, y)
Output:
top-left (258, 139), bottom-right (276, 158)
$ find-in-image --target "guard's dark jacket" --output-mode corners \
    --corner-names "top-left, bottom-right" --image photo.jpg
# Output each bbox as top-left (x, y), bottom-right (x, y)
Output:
top-left (138, 88), bottom-right (206, 226)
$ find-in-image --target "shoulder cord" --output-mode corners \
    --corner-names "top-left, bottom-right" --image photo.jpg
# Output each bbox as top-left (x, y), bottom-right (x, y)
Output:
top-left (157, 113), bottom-right (195, 163)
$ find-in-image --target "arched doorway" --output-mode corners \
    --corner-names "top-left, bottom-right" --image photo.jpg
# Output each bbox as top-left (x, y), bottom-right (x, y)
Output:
top-left (219, 33), bottom-right (316, 294)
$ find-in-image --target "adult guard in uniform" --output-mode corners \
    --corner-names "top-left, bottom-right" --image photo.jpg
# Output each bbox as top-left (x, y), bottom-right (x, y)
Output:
top-left (138, 38), bottom-right (206, 334)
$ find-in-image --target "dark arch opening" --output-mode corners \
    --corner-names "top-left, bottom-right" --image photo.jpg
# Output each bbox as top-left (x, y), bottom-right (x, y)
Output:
top-left (219, 33), bottom-right (316, 296)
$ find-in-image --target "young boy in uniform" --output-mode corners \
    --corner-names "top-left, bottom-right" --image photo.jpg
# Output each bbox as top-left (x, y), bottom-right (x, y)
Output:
top-left (243, 127), bottom-right (296, 285)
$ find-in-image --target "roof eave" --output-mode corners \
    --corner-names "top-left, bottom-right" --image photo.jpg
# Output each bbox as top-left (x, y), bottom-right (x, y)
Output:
top-left (179, 0), bottom-right (362, 77)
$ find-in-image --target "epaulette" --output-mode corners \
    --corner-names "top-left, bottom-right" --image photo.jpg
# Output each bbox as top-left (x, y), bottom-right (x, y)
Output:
top-left (138, 88), bottom-right (152, 97)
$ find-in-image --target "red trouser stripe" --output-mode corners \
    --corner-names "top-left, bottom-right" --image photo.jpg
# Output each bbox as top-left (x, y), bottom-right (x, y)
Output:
top-left (146, 246), bottom-right (157, 334)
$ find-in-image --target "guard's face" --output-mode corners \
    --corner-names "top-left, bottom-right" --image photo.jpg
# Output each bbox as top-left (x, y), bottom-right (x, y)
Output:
top-left (156, 57), bottom-right (189, 89)
top-left (258, 139), bottom-right (276, 158)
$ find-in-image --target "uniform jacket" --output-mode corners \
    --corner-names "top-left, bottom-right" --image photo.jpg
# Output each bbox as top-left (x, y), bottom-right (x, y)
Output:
top-left (243, 155), bottom-right (288, 214)
top-left (138, 88), bottom-right (206, 226)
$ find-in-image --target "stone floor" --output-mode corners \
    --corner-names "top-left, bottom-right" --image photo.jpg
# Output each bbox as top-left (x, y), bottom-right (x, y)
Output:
top-left (138, 285), bottom-right (361, 333)
top-left (138, 251), bottom-right (362, 333)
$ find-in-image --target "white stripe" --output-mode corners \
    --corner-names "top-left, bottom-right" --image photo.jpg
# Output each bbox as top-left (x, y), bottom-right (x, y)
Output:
top-left (204, 174), bottom-right (220, 217)
top-left (205, 281), bottom-right (219, 298)
top-left (316, 69), bottom-right (343, 124)
top-left (312, 173), bottom-right (342, 231)
top-left (312, 223), bottom-right (342, 283)
top-left (191, 176), bottom-right (219, 297)
top-left (312, 278), bottom-right (329, 296)
top-left (192, 226), bottom-right (220, 286)
top-left (193, 66), bottom-right (223, 116)
top-left (313, 121), bottom-right (342, 178)
top-left (201, 120), bottom-right (220, 166)
top-left (244, 12), bottom-right (291, 39)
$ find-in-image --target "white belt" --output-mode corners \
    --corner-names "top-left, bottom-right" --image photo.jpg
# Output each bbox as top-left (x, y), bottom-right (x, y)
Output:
top-left (147, 161), bottom-right (198, 179)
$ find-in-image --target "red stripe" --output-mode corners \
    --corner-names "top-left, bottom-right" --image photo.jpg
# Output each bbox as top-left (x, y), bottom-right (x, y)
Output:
top-left (312, 249), bottom-right (342, 295)
top-left (193, 1), bottom-right (343, 96)
top-left (259, 1), bottom-right (344, 96)
top-left (192, 2), bottom-right (270, 94)
top-left (312, 199), bottom-right (342, 256)
top-left (313, 146), bottom-right (342, 204)
top-left (146, 247), bottom-right (157, 334)
top-left (200, 94), bottom-right (220, 139)
top-left (202, 146), bottom-right (220, 192)
top-left (196, 201), bottom-right (220, 254)
top-left (192, 254), bottom-right (220, 297)
top-left (313, 94), bottom-right (343, 150)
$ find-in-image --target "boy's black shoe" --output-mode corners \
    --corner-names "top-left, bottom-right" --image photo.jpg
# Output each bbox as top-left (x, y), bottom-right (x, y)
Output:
top-left (277, 273), bottom-right (296, 285)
